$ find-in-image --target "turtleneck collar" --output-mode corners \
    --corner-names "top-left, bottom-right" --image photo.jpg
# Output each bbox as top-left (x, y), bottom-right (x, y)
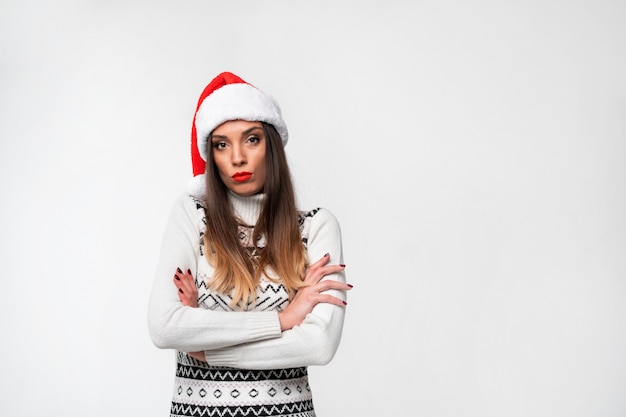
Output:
top-left (228, 191), bottom-right (265, 226)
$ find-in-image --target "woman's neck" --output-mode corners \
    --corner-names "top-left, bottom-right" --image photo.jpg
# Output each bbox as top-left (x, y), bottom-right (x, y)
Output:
top-left (228, 191), bottom-right (264, 226)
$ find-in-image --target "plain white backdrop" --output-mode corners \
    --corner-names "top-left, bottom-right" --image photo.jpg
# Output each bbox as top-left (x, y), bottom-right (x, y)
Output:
top-left (1, 1), bottom-right (625, 416)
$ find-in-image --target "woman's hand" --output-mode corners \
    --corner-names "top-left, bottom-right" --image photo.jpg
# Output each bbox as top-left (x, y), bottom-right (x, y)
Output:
top-left (278, 253), bottom-right (352, 331)
top-left (173, 268), bottom-right (198, 307)
top-left (173, 268), bottom-right (206, 362)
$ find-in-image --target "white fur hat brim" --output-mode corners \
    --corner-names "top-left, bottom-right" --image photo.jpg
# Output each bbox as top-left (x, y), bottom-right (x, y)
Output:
top-left (194, 83), bottom-right (288, 161)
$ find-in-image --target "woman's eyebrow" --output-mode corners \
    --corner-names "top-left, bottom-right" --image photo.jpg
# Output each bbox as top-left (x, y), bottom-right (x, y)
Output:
top-left (241, 126), bottom-right (263, 136)
top-left (211, 126), bottom-right (262, 140)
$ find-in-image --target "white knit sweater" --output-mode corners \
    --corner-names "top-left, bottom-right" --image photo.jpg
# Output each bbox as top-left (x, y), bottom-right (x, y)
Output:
top-left (147, 192), bottom-right (347, 369)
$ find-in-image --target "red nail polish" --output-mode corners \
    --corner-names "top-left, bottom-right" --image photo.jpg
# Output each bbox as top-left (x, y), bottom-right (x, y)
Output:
top-left (177, 268), bottom-right (182, 273)
top-left (342, 300), bottom-right (347, 305)
top-left (347, 284), bottom-right (353, 288)
top-left (340, 264), bottom-right (346, 268)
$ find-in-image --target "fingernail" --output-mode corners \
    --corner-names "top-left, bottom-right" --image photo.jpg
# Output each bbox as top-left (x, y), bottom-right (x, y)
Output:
top-left (174, 275), bottom-right (180, 281)
top-left (347, 283), bottom-right (353, 288)
top-left (342, 300), bottom-right (348, 305)
top-left (324, 253), bottom-right (330, 257)
top-left (177, 268), bottom-right (182, 273)
top-left (340, 264), bottom-right (346, 268)
top-left (187, 269), bottom-right (192, 275)
top-left (178, 288), bottom-right (183, 293)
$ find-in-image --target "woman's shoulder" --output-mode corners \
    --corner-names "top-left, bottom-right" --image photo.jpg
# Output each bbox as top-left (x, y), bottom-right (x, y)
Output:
top-left (298, 206), bottom-right (341, 237)
top-left (171, 192), bottom-right (204, 206)
top-left (168, 193), bottom-right (206, 222)
top-left (298, 207), bottom-right (337, 224)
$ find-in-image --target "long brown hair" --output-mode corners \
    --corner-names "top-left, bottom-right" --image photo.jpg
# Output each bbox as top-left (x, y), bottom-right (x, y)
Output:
top-left (202, 122), bottom-right (308, 308)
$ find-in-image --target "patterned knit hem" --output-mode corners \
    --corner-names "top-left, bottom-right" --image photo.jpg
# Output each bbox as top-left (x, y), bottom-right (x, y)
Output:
top-left (170, 399), bottom-right (315, 417)
top-left (171, 358), bottom-right (315, 417)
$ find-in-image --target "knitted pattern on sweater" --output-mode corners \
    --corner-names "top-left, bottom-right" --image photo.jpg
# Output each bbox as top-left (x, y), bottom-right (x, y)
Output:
top-left (148, 193), bottom-right (346, 417)
top-left (171, 197), bottom-right (318, 416)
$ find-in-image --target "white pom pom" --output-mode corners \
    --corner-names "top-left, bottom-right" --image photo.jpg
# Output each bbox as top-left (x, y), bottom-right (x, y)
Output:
top-left (187, 174), bottom-right (207, 199)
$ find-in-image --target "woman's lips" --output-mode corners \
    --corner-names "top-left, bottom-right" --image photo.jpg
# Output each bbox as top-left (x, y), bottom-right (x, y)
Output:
top-left (232, 172), bottom-right (252, 182)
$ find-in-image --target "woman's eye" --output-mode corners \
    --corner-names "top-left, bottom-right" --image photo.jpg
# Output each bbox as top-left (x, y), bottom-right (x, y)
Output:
top-left (212, 142), bottom-right (227, 150)
top-left (247, 136), bottom-right (260, 144)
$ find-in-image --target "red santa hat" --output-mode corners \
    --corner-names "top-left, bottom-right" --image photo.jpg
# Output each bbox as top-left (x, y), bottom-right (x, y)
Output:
top-left (188, 71), bottom-right (289, 197)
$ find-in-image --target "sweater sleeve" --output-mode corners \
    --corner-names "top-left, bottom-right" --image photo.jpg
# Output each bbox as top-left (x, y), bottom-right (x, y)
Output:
top-left (147, 194), bottom-right (282, 352)
top-left (202, 207), bottom-right (348, 369)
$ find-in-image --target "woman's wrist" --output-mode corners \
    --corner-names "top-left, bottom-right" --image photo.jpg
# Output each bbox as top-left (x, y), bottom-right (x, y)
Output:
top-left (278, 311), bottom-right (293, 332)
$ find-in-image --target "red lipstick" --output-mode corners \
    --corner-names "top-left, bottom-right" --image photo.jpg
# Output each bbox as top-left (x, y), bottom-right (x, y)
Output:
top-left (232, 172), bottom-right (252, 182)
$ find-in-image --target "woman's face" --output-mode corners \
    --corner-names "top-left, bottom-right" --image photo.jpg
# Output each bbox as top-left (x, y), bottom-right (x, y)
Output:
top-left (210, 120), bottom-right (267, 196)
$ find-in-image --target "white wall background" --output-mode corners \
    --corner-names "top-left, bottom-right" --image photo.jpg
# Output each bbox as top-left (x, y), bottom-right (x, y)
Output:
top-left (1, 1), bottom-right (625, 416)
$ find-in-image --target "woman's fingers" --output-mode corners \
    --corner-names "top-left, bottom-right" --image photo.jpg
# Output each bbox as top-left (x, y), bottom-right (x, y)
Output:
top-left (311, 279), bottom-right (353, 294)
top-left (278, 277), bottom-right (353, 331)
top-left (316, 293), bottom-right (348, 307)
top-left (310, 253), bottom-right (331, 267)
top-left (304, 253), bottom-right (345, 284)
top-left (298, 279), bottom-right (352, 305)
top-left (173, 268), bottom-right (198, 307)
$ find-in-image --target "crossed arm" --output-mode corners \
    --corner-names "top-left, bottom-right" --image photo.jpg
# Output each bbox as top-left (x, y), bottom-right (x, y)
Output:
top-left (174, 253), bottom-right (352, 362)
top-left (148, 195), bottom-right (352, 369)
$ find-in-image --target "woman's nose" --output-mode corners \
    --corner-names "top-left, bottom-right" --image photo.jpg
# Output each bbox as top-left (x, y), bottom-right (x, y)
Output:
top-left (231, 146), bottom-right (246, 166)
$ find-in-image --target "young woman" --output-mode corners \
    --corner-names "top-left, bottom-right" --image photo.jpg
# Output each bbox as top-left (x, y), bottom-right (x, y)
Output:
top-left (148, 72), bottom-right (351, 417)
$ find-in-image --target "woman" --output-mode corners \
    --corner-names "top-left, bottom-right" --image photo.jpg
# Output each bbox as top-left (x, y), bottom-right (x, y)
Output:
top-left (148, 72), bottom-right (351, 417)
